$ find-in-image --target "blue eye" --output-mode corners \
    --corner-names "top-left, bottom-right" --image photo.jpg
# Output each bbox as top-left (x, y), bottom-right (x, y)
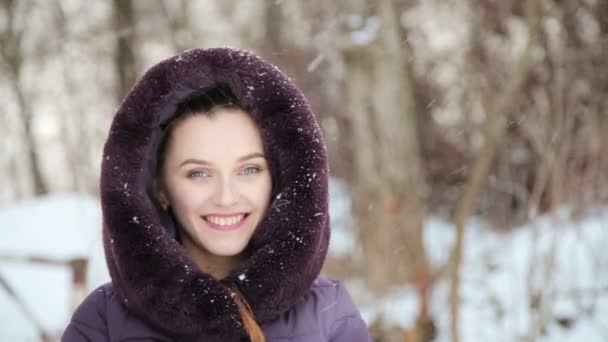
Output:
top-left (243, 166), bottom-right (261, 175)
top-left (189, 170), bottom-right (209, 178)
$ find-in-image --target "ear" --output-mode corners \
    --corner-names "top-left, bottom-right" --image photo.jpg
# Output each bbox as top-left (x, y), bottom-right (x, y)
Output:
top-left (153, 178), bottom-right (170, 208)
top-left (158, 192), bottom-right (169, 208)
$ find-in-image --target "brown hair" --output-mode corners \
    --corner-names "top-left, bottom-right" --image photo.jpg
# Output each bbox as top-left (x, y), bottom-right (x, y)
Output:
top-left (154, 87), bottom-right (266, 341)
top-left (155, 86), bottom-right (240, 180)
top-left (223, 281), bottom-right (266, 342)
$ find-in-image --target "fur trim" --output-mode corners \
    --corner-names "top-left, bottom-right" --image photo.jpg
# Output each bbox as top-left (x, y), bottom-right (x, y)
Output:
top-left (100, 48), bottom-right (330, 339)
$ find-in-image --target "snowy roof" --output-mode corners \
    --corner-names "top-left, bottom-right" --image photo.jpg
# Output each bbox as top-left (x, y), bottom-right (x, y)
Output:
top-left (0, 193), bottom-right (101, 261)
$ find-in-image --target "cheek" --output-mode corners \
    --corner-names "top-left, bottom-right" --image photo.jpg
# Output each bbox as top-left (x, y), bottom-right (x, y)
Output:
top-left (168, 183), bottom-right (213, 210)
top-left (251, 175), bottom-right (272, 208)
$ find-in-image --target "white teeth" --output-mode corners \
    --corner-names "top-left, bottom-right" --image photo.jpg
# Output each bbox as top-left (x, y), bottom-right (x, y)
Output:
top-left (206, 214), bottom-right (245, 226)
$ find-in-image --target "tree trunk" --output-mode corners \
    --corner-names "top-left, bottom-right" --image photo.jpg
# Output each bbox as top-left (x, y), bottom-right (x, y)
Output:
top-left (0, 0), bottom-right (48, 196)
top-left (345, 0), bottom-right (430, 297)
top-left (448, 2), bottom-right (540, 341)
top-left (112, 0), bottom-right (137, 102)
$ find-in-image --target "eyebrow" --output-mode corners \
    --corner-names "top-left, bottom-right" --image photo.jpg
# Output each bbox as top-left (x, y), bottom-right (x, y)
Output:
top-left (179, 152), bottom-right (266, 168)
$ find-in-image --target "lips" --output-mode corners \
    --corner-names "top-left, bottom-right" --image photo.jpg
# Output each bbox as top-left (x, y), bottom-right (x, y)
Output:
top-left (202, 213), bottom-right (250, 231)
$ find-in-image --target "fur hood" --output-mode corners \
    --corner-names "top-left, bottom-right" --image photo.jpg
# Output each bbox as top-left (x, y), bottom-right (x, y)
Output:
top-left (100, 48), bottom-right (330, 340)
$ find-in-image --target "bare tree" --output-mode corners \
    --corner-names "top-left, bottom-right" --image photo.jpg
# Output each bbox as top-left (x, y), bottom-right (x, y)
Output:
top-left (157, 0), bottom-right (192, 53)
top-left (341, 2), bottom-right (433, 340)
top-left (448, 1), bottom-right (541, 341)
top-left (112, 0), bottom-right (137, 102)
top-left (0, 0), bottom-right (49, 197)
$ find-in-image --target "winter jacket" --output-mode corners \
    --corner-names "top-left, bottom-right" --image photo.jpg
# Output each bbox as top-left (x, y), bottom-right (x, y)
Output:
top-left (61, 47), bottom-right (372, 341)
top-left (63, 278), bottom-right (370, 341)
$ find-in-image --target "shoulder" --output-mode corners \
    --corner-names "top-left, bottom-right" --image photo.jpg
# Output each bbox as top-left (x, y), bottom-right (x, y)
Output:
top-left (63, 283), bottom-right (172, 341)
top-left (310, 278), bottom-right (371, 341)
top-left (262, 278), bottom-right (372, 342)
top-left (308, 278), bottom-right (359, 323)
top-left (73, 282), bottom-right (115, 323)
top-left (62, 283), bottom-right (114, 341)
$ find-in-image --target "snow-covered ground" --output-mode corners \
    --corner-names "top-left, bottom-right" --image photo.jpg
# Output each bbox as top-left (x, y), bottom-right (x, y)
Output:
top-left (338, 207), bottom-right (608, 341)
top-left (0, 193), bottom-right (108, 341)
top-left (1, 184), bottom-right (607, 341)
top-left (427, 210), bottom-right (608, 342)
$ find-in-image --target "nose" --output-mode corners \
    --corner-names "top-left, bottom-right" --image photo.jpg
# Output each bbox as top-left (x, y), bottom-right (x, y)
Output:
top-left (213, 176), bottom-right (239, 207)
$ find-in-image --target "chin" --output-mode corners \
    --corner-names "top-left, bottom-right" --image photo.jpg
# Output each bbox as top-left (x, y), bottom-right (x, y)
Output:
top-left (205, 243), bottom-right (248, 257)
top-left (200, 224), bottom-right (255, 255)
top-left (199, 233), bottom-right (251, 255)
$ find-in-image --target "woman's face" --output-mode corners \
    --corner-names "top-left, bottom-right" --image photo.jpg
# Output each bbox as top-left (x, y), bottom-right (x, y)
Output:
top-left (159, 108), bottom-right (272, 258)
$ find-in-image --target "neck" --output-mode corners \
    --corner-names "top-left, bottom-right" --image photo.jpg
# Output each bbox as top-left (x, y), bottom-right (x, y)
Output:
top-left (179, 230), bottom-right (245, 279)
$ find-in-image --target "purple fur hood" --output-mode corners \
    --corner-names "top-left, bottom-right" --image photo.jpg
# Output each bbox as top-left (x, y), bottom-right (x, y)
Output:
top-left (61, 48), bottom-right (372, 341)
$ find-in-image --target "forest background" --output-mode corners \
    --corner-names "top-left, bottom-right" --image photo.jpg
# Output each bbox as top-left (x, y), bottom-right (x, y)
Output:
top-left (1, 0), bottom-right (607, 341)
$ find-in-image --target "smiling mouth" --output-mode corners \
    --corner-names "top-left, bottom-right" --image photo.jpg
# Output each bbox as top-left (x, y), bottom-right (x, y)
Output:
top-left (202, 213), bottom-right (250, 231)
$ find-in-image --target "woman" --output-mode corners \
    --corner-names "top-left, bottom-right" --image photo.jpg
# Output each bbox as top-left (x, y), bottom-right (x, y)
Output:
top-left (62, 48), bottom-right (371, 341)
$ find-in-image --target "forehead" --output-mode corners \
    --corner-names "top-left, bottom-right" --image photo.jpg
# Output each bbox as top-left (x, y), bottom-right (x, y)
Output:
top-left (166, 108), bottom-right (264, 161)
